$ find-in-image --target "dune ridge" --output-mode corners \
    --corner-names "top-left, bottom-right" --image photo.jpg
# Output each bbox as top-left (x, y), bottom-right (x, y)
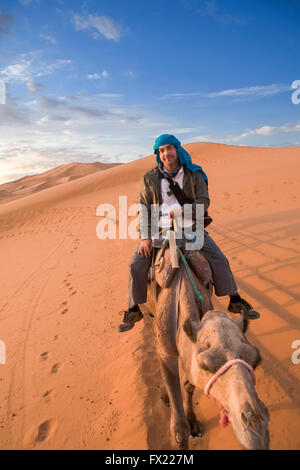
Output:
top-left (0, 161), bottom-right (120, 205)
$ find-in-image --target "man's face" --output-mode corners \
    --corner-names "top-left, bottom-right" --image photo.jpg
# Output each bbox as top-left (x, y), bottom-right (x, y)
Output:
top-left (158, 144), bottom-right (179, 171)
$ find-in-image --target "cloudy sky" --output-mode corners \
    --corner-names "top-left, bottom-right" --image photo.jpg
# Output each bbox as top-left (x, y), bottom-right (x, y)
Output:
top-left (0, 0), bottom-right (299, 184)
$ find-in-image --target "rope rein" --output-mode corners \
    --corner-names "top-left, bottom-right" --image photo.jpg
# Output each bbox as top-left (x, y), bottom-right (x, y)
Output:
top-left (176, 246), bottom-right (203, 303)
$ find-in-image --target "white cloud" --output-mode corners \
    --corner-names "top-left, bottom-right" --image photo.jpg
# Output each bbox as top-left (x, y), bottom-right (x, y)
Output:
top-left (0, 61), bottom-right (31, 83)
top-left (97, 93), bottom-right (123, 98)
top-left (208, 84), bottom-right (291, 98)
top-left (185, 134), bottom-right (215, 142)
top-left (40, 33), bottom-right (57, 45)
top-left (170, 128), bottom-right (197, 134)
top-left (36, 114), bottom-right (72, 126)
top-left (160, 84), bottom-right (291, 100)
top-left (228, 123), bottom-right (300, 142)
top-left (34, 59), bottom-right (72, 78)
top-left (0, 53), bottom-right (72, 88)
top-left (87, 71), bottom-right (109, 79)
top-left (72, 13), bottom-right (122, 41)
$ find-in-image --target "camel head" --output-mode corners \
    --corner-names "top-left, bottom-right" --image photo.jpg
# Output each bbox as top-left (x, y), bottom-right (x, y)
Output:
top-left (183, 310), bottom-right (270, 450)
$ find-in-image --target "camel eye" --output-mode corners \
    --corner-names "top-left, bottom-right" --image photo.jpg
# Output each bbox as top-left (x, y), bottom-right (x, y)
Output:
top-left (197, 351), bottom-right (211, 371)
top-left (198, 341), bottom-right (210, 353)
top-left (240, 344), bottom-right (261, 369)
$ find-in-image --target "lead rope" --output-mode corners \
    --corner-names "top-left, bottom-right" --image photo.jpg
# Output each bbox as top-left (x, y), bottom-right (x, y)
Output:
top-left (176, 246), bottom-right (203, 303)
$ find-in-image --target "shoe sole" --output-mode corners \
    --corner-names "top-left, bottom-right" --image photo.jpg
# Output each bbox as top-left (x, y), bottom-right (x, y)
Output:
top-left (229, 306), bottom-right (260, 320)
top-left (118, 323), bottom-right (134, 332)
top-left (246, 310), bottom-right (260, 320)
top-left (118, 312), bottom-right (143, 332)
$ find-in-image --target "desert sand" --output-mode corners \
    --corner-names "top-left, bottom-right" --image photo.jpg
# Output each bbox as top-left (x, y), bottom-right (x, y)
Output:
top-left (0, 142), bottom-right (299, 450)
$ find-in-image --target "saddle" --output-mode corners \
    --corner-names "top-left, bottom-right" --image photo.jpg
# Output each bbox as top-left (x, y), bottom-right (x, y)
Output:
top-left (149, 242), bottom-right (213, 290)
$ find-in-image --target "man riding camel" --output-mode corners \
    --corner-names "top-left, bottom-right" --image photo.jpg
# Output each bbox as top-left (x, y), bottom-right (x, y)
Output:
top-left (118, 134), bottom-right (259, 332)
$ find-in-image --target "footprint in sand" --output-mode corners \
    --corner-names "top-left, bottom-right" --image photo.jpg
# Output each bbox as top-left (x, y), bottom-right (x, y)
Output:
top-left (51, 363), bottom-right (62, 374)
top-left (40, 352), bottom-right (48, 361)
top-left (61, 308), bottom-right (68, 315)
top-left (24, 420), bottom-right (58, 447)
top-left (42, 390), bottom-right (54, 403)
top-left (36, 421), bottom-right (52, 442)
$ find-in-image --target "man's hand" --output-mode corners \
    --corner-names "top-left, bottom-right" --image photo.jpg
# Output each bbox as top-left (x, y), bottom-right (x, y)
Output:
top-left (138, 239), bottom-right (152, 258)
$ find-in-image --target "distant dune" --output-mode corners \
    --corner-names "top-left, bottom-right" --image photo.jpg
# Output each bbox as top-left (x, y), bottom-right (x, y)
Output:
top-left (0, 142), bottom-right (299, 450)
top-left (0, 161), bottom-right (120, 204)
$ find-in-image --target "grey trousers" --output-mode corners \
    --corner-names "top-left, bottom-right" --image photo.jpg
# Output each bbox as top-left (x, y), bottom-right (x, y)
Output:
top-left (127, 230), bottom-right (238, 308)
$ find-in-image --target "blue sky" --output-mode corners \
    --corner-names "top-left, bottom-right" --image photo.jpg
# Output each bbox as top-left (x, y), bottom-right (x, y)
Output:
top-left (0, 0), bottom-right (299, 184)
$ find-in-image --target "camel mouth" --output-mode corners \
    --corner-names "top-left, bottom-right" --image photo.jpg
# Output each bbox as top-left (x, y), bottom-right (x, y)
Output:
top-left (229, 400), bottom-right (270, 450)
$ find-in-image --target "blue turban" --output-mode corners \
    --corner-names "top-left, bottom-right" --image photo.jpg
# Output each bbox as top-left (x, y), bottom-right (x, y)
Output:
top-left (153, 134), bottom-right (207, 182)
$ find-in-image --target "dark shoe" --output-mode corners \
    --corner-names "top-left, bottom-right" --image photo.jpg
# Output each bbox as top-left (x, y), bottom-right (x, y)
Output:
top-left (118, 306), bottom-right (143, 332)
top-left (228, 297), bottom-right (260, 320)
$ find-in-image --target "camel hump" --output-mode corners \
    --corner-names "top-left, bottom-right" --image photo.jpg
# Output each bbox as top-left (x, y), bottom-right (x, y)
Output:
top-left (185, 251), bottom-right (213, 284)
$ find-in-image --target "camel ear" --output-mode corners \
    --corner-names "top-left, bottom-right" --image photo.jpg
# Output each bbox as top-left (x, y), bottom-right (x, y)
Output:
top-left (183, 318), bottom-right (199, 343)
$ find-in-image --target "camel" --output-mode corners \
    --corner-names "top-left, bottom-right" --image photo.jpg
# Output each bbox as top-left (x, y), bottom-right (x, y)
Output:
top-left (145, 247), bottom-right (270, 450)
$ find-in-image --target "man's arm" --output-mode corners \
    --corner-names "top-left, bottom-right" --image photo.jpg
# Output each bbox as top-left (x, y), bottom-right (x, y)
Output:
top-left (138, 176), bottom-right (153, 257)
top-left (139, 175), bottom-right (152, 240)
top-left (190, 171), bottom-right (210, 221)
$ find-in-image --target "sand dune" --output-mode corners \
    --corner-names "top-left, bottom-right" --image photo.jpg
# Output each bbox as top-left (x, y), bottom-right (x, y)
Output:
top-left (0, 161), bottom-right (120, 205)
top-left (0, 142), bottom-right (299, 450)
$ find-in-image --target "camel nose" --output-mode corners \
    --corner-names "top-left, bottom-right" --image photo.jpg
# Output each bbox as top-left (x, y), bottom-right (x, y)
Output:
top-left (241, 402), bottom-right (263, 434)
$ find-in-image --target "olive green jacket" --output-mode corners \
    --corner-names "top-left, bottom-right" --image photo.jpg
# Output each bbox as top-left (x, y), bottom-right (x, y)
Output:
top-left (139, 166), bottom-right (210, 239)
